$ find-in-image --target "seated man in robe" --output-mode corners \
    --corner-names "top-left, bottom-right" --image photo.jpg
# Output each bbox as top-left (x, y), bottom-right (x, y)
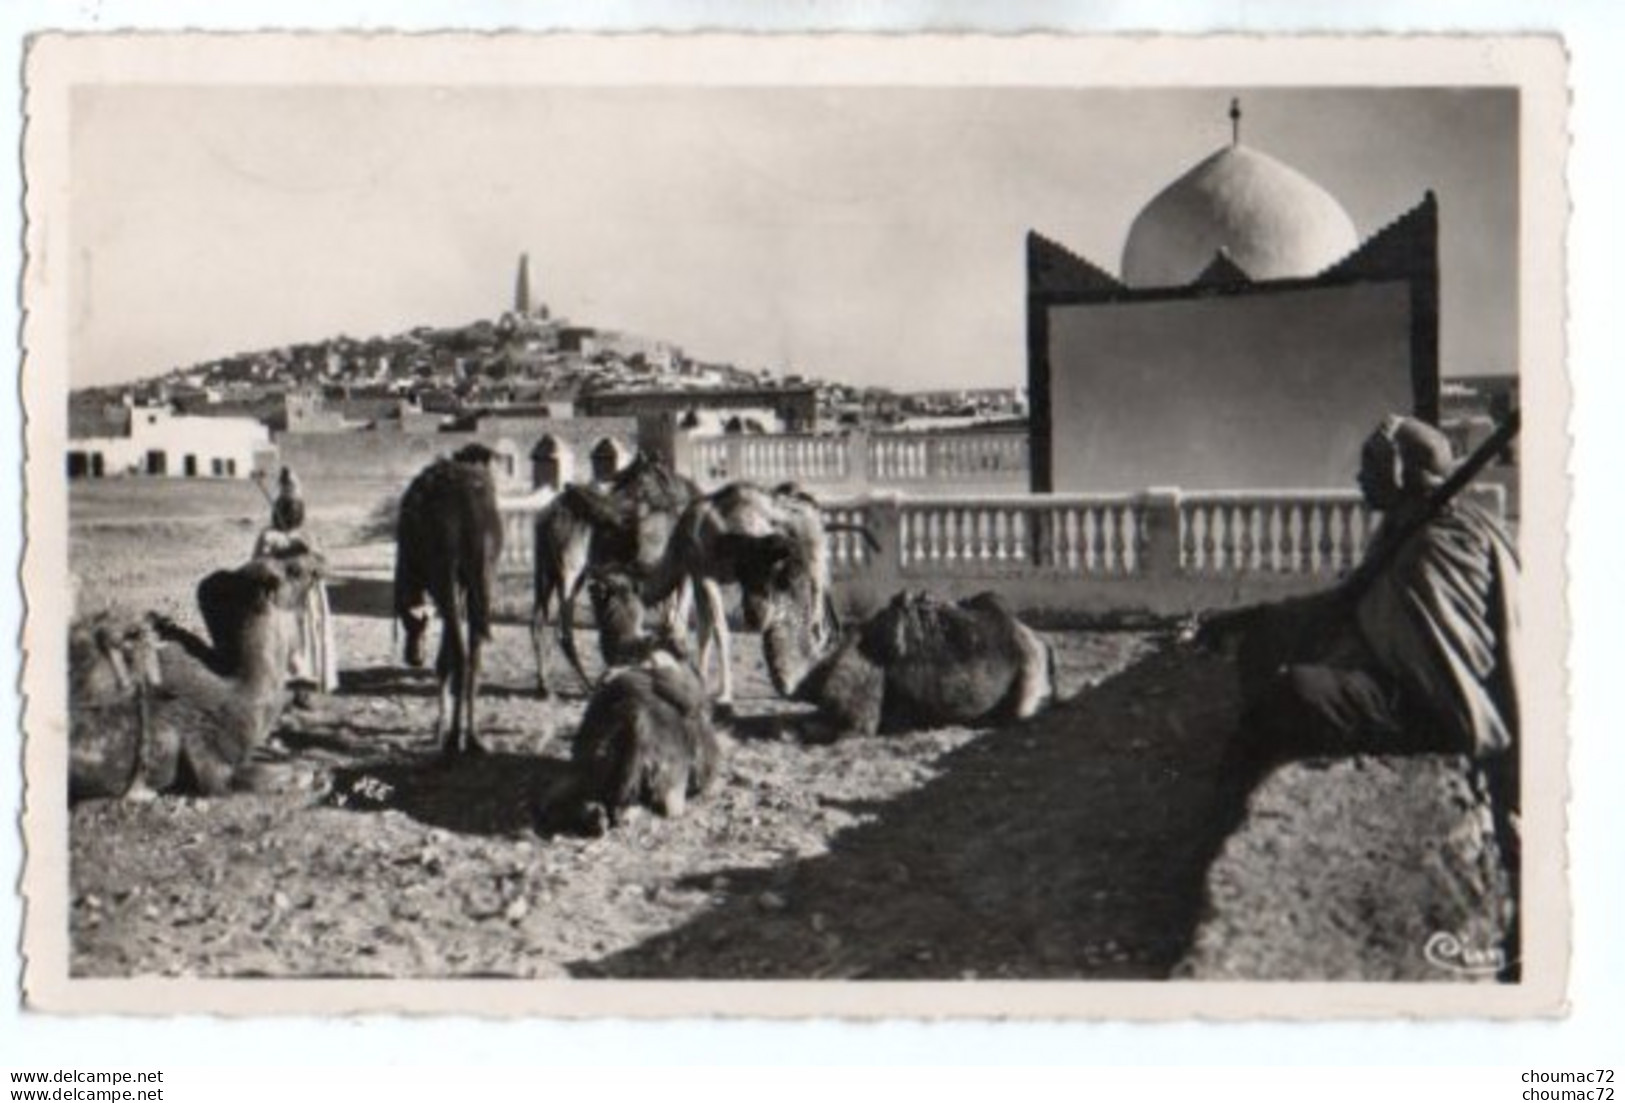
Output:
top-left (1199, 414), bottom-right (1520, 809)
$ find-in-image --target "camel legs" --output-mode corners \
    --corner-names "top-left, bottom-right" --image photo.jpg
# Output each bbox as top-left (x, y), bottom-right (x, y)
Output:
top-left (662, 582), bottom-right (694, 649)
top-left (434, 623), bottom-right (457, 754)
top-left (530, 580), bottom-right (554, 699)
top-left (557, 578), bottom-right (595, 694)
top-left (693, 576), bottom-right (733, 714)
top-left (436, 589), bottom-right (485, 758)
top-left (1009, 632), bottom-right (1057, 720)
top-left (463, 630), bottom-right (485, 756)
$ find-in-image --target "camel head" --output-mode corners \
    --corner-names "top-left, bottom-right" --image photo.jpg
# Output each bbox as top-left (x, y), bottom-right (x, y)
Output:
top-left (586, 565), bottom-right (657, 669)
top-left (452, 443), bottom-right (499, 468)
top-left (76, 611), bottom-right (164, 695)
top-left (259, 544), bottom-right (326, 605)
top-left (735, 532), bottom-right (831, 698)
top-left (399, 601), bottom-right (433, 669)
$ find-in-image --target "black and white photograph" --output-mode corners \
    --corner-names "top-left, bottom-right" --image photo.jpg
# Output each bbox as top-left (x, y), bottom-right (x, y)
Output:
top-left (20, 33), bottom-right (1568, 1017)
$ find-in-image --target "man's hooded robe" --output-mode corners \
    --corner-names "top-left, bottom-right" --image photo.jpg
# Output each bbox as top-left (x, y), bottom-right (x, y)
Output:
top-left (1353, 494), bottom-right (1519, 758)
top-left (1237, 421), bottom-right (1519, 763)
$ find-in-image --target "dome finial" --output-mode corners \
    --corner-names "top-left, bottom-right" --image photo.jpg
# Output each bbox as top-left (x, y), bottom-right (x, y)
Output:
top-left (1229, 97), bottom-right (1242, 146)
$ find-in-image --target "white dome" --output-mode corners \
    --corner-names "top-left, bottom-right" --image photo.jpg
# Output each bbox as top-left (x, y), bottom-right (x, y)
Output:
top-left (1121, 144), bottom-right (1360, 288)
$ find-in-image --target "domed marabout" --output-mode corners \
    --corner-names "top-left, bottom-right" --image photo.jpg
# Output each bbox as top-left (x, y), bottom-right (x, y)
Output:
top-left (1120, 144), bottom-right (1360, 288)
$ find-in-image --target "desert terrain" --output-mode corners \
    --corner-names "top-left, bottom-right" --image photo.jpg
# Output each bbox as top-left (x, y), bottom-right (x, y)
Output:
top-left (60, 478), bottom-right (1513, 982)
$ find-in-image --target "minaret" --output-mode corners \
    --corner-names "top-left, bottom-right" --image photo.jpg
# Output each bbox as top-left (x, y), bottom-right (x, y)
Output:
top-left (514, 253), bottom-right (533, 316)
top-left (1229, 97), bottom-right (1242, 146)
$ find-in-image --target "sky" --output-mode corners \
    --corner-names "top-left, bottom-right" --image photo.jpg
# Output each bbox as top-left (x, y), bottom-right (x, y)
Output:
top-left (69, 84), bottom-right (1517, 390)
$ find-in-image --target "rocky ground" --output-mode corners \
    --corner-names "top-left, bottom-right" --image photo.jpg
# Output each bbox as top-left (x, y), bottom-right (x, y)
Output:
top-left (61, 481), bottom-right (1515, 982)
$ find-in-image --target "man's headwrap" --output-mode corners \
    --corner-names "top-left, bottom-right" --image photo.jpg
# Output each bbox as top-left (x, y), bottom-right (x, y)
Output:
top-left (271, 466), bottom-right (306, 532)
top-left (1375, 415), bottom-right (1454, 489)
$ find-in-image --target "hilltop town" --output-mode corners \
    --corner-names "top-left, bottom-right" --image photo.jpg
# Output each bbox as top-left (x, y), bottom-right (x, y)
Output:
top-left (71, 254), bottom-right (1026, 439)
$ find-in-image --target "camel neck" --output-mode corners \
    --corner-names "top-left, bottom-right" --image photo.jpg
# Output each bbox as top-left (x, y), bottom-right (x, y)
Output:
top-left (234, 607), bottom-right (289, 695)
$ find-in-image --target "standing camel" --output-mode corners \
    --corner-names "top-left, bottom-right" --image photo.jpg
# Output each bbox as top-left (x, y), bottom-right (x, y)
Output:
top-left (637, 481), bottom-right (878, 713)
top-left (394, 445), bottom-right (504, 758)
top-left (530, 452), bottom-right (698, 697)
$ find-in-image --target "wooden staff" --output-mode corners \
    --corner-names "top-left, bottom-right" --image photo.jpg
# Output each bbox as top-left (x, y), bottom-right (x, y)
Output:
top-left (1193, 410), bottom-right (1521, 650)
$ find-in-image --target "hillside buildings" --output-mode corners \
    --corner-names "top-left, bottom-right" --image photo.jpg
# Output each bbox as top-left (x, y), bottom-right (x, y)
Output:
top-left (67, 399), bottom-right (274, 480)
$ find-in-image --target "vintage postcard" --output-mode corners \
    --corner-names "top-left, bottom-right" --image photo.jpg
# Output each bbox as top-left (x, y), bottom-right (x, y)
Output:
top-left (20, 32), bottom-right (1569, 1017)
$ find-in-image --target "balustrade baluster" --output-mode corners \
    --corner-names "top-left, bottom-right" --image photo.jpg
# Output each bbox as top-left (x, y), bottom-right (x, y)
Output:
top-left (1235, 503), bottom-right (1261, 565)
top-left (1288, 505), bottom-right (1306, 573)
top-left (1194, 505), bottom-right (1213, 573)
top-left (1106, 507), bottom-right (1123, 573)
top-left (1329, 505), bottom-right (1349, 572)
top-left (1267, 503), bottom-right (1280, 575)
top-left (1308, 505), bottom-right (1325, 573)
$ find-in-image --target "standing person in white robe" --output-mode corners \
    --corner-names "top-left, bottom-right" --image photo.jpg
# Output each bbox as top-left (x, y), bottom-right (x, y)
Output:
top-left (254, 467), bottom-right (339, 708)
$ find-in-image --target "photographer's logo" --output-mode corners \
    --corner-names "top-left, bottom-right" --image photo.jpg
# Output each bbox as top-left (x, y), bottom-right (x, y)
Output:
top-left (1423, 930), bottom-right (1507, 976)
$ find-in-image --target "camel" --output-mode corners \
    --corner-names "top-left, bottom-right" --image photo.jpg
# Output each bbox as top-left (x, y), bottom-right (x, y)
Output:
top-left (147, 555), bottom-right (311, 793)
top-left (636, 481), bottom-right (878, 713)
top-left (763, 587), bottom-right (1056, 742)
top-left (68, 610), bottom-right (166, 802)
top-left (538, 639), bottom-right (720, 835)
top-left (71, 553), bottom-right (322, 800)
top-left (530, 452), bottom-right (699, 697)
top-left (394, 446), bottom-right (504, 758)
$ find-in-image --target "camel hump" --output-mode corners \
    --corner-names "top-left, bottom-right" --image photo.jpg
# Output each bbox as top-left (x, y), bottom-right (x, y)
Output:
top-left (770, 481), bottom-right (821, 509)
top-left (864, 589), bottom-right (1027, 665)
top-left (961, 591), bottom-right (1019, 618)
top-left (614, 452), bottom-right (699, 511)
top-left (556, 483), bottom-right (626, 529)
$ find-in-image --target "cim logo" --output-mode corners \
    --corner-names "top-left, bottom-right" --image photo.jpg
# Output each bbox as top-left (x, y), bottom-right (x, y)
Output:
top-left (1423, 931), bottom-right (1509, 977)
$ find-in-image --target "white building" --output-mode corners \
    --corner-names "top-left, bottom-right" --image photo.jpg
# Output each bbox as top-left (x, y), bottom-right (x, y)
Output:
top-left (68, 404), bottom-right (274, 480)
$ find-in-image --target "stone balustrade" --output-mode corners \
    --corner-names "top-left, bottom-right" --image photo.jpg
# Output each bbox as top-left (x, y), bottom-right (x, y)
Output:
top-left (679, 428), bottom-right (1028, 494)
top-left (821, 490), bottom-right (1371, 623)
top-left (493, 484), bottom-right (1505, 625)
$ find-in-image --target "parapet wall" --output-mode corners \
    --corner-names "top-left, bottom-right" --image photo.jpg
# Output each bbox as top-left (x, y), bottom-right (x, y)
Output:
top-left (1179, 754), bottom-right (1516, 981)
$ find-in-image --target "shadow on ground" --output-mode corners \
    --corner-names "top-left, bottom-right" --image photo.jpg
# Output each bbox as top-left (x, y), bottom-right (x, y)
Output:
top-left (336, 665), bottom-right (544, 703)
top-left (578, 641), bottom-right (1267, 980)
top-left (327, 753), bottom-right (574, 838)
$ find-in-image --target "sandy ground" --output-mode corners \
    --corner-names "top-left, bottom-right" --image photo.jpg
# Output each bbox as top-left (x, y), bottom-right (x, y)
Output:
top-left (68, 481), bottom-right (1235, 979)
top-left (61, 480), bottom-right (1514, 982)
